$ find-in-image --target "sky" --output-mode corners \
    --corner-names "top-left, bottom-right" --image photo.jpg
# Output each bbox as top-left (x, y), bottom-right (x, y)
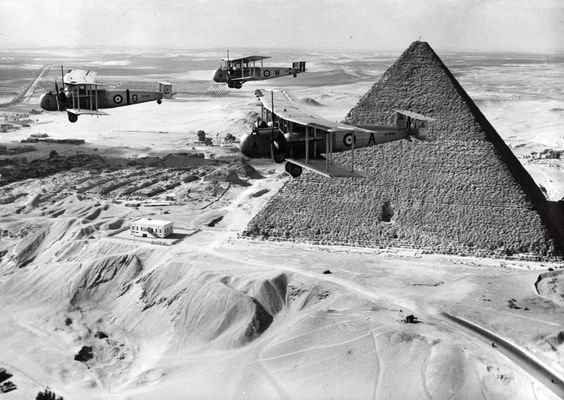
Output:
top-left (1, 0), bottom-right (563, 53)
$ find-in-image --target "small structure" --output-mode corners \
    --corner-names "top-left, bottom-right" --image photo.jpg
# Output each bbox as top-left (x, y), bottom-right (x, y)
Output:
top-left (159, 81), bottom-right (174, 99)
top-left (130, 218), bottom-right (173, 238)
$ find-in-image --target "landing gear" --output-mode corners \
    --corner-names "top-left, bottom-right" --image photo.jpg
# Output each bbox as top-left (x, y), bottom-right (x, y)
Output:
top-left (67, 113), bottom-right (78, 123)
top-left (157, 99), bottom-right (162, 104)
top-left (285, 162), bottom-right (302, 178)
top-left (273, 152), bottom-right (285, 163)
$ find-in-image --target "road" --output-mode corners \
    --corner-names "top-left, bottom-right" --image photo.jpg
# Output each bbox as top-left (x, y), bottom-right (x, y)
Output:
top-left (442, 312), bottom-right (564, 399)
top-left (0, 64), bottom-right (51, 108)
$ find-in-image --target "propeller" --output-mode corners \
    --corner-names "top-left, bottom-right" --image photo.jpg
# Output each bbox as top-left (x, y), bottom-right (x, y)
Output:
top-left (226, 49), bottom-right (232, 85)
top-left (270, 90), bottom-right (275, 161)
top-left (54, 80), bottom-right (60, 111)
top-left (55, 65), bottom-right (68, 111)
top-left (269, 91), bottom-right (287, 163)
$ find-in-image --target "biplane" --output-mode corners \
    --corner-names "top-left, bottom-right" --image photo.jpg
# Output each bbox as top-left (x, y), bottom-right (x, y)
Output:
top-left (240, 89), bottom-right (435, 178)
top-left (212, 53), bottom-right (306, 89)
top-left (39, 67), bottom-right (164, 122)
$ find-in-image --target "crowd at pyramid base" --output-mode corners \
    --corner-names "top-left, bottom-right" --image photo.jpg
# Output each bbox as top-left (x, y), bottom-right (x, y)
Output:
top-left (244, 41), bottom-right (564, 259)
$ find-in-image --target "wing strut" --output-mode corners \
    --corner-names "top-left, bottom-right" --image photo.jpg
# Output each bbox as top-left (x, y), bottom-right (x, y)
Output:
top-left (351, 132), bottom-right (355, 172)
top-left (305, 126), bottom-right (309, 164)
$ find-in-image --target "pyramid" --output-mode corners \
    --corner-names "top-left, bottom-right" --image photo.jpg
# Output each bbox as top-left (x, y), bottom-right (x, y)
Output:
top-left (245, 41), bottom-right (564, 257)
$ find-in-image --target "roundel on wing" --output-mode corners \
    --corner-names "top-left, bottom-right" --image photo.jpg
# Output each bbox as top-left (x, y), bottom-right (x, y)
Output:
top-left (113, 94), bottom-right (123, 104)
top-left (263, 69), bottom-right (271, 77)
top-left (343, 133), bottom-right (356, 147)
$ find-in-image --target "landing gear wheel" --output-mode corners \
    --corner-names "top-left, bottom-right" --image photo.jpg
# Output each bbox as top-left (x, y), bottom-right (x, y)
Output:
top-left (273, 153), bottom-right (285, 163)
top-left (157, 99), bottom-right (162, 104)
top-left (68, 113), bottom-right (78, 123)
top-left (285, 162), bottom-right (302, 178)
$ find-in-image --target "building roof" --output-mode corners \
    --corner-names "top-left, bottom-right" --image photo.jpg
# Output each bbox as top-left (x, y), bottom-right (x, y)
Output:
top-left (132, 218), bottom-right (173, 227)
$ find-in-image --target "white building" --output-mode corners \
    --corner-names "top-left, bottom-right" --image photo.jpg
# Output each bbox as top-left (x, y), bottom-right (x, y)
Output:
top-left (130, 218), bottom-right (173, 238)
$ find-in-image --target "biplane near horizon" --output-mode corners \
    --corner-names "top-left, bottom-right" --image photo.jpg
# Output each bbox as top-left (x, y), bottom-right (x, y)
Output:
top-left (213, 53), bottom-right (306, 89)
top-left (39, 67), bottom-right (164, 122)
top-left (239, 89), bottom-right (435, 178)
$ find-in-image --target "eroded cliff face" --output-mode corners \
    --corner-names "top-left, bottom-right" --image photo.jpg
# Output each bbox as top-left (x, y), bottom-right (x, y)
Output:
top-left (245, 41), bottom-right (562, 257)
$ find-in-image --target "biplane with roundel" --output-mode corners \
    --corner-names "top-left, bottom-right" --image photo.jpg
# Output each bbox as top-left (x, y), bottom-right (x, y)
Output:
top-left (39, 67), bottom-right (165, 123)
top-left (239, 89), bottom-right (435, 178)
top-left (212, 53), bottom-right (306, 89)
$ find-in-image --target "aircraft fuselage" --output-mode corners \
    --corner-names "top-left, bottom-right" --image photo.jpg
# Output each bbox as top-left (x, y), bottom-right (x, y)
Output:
top-left (39, 88), bottom-right (162, 112)
top-left (239, 125), bottom-right (410, 161)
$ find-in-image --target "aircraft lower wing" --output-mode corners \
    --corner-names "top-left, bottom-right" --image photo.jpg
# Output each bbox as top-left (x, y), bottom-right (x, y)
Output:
top-left (286, 157), bottom-right (366, 178)
top-left (230, 77), bottom-right (256, 82)
top-left (66, 109), bottom-right (108, 116)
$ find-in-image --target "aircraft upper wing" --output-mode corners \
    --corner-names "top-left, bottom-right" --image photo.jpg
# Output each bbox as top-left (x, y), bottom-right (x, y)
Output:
top-left (63, 69), bottom-right (100, 85)
top-left (255, 89), bottom-right (375, 134)
top-left (227, 55), bottom-right (271, 63)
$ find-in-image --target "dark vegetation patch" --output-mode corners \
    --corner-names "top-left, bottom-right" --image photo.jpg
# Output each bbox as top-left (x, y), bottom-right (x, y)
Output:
top-left (0, 368), bottom-right (12, 384)
top-left (251, 189), bottom-right (269, 198)
top-left (74, 346), bottom-right (94, 362)
top-left (35, 388), bottom-right (63, 400)
top-left (207, 216), bottom-right (224, 227)
top-left (507, 298), bottom-right (529, 311)
top-left (0, 381), bottom-right (16, 394)
top-left (402, 314), bottom-right (421, 324)
top-left (94, 331), bottom-right (108, 339)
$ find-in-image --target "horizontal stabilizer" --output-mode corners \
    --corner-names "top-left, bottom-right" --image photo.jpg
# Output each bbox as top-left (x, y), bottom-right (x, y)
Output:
top-left (286, 157), bottom-right (366, 178)
top-left (393, 109), bottom-right (435, 121)
top-left (394, 109), bottom-right (435, 140)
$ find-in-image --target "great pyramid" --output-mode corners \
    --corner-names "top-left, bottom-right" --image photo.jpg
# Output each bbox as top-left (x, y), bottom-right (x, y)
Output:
top-left (244, 41), bottom-right (564, 257)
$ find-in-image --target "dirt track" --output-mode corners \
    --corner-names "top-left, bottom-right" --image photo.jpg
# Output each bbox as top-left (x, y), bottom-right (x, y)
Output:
top-left (0, 64), bottom-right (51, 108)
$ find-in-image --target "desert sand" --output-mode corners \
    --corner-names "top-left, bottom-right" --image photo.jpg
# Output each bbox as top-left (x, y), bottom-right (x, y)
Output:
top-left (0, 158), bottom-right (563, 399)
top-left (0, 48), bottom-right (563, 399)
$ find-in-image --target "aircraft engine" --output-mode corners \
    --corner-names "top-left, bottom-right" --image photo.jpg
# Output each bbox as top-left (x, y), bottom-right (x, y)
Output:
top-left (39, 93), bottom-right (60, 111)
top-left (239, 129), bottom-right (287, 163)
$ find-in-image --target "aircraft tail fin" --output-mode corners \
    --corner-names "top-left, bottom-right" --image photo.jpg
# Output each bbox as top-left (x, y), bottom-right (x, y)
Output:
top-left (394, 110), bottom-right (435, 140)
top-left (158, 81), bottom-right (173, 99)
top-left (292, 61), bottom-right (307, 73)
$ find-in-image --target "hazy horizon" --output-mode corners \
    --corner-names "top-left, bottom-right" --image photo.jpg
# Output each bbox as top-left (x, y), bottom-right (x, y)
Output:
top-left (2, 0), bottom-right (563, 54)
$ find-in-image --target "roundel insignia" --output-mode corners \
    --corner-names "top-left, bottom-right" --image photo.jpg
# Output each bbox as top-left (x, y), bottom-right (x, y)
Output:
top-left (263, 69), bottom-right (271, 77)
top-left (343, 133), bottom-right (356, 147)
top-left (113, 94), bottom-right (123, 104)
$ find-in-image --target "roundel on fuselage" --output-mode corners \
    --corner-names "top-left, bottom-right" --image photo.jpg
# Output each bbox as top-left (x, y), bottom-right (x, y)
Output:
top-left (343, 133), bottom-right (356, 147)
top-left (113, 94), bottom-right (123, 104)
top-left (263, 69), bottom-right (271, 77)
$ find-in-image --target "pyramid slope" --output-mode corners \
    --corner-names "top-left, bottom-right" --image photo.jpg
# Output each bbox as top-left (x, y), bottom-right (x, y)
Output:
top-left (245, 42), bottom-right (562, 257)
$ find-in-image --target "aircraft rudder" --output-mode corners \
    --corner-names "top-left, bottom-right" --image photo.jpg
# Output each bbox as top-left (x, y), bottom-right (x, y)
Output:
top-left (292, 61), bottom-right (306, 72)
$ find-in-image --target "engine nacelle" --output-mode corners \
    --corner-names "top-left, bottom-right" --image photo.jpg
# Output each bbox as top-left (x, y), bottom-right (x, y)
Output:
top-left (239, 127), bottom-right (287, 162)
